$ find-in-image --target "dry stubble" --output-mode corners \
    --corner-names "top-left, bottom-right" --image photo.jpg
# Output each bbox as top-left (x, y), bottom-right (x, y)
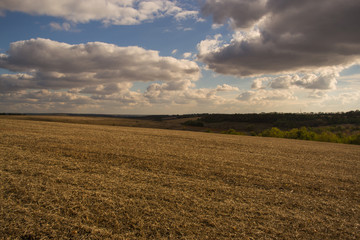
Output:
top-left (0, 118), bottom-right (359, 239)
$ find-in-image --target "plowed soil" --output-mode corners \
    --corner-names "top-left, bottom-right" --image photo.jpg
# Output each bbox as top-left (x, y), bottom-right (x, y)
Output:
top-left (1, 118), bottom-right (359, 239)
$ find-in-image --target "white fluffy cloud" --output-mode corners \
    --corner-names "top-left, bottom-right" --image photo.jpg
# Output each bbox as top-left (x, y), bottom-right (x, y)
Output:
top-left (143, 81), bottom-right (238, 105)
top-left (237, 89), bottom-right (296, 102)
top-left (308, 90), bottom-right (329, 100)
top-left (79, 82), bottom-right (134, 95)
top-left (0, 38), bottom-right (200, 92)
top-left (215, 84), bottom-right (239, 92)
top-left (49, 22), bottom-right (72, 31)
top-left (312, 91), bottom-right (360, 112)
top-left (0, 38), bottom-right (244, 112)
top-left (183, 52), bottom-right (194, 59)
top-left (1, 80), bottom-right (237, 111)
top-left (174, 10), bottom-right (198, 21)
top-left (251, 73), bottom-right (338, 91)
top-left (0, 0), bottom-right (197, 25)
top-left (199, 0), bottom-right (360, 77)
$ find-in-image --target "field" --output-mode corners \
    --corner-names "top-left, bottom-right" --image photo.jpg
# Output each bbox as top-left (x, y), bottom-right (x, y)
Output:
top-left (0, 115), bottom-right (196, 131)
top-left (1, 117), bottom-right (360, 239)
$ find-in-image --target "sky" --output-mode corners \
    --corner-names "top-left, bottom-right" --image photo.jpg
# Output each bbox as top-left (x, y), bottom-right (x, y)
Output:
top-left (0, 0), bottom-right (359, 114)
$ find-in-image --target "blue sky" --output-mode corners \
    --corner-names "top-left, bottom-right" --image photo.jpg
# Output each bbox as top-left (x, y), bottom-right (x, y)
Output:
top-left (0, 0), bottom-right (359, 114)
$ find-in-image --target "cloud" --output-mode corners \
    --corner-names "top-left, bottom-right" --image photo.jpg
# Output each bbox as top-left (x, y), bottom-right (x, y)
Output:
top-left (202, 0), bottom-right (267, 29)
top-left (308, 90), bottom-right (329, 100)
top-left (0, 38), bottom-right (200, 92)
top-left (336, 92), bottom-right (360, 105)
top-left (317, 91), bottom-right (360, 111)
top-left (215, 84), bottom-right (239, 92)
top-left (0, 74), bottom-right (41, 96)
top-left (49, 22), bottom-right (72, 31)
top-left (79, 82), bottom-right (133, 95)
top-left (292, 74), bottom-right (338, 90)
top-left (171, 49), bottom-right (177, 55)
top-left (0, 89), bottom-right (93, 111)
top-left (143, 81), bottom-right (236, 105)
top-left (197, 34), bottom-right (223, 56)
top-left (183, 52), bottom-right (193, 59)
top-left (251, 73), bottom-right (338, 90)
top-left (211, 23), bottom-right (223, 29)
top-left (251, 77), bottom-right (268, 89)
top-left (182, 27), bottom-right (193, 31)
top-left (237, 89), bottom-right (297, 102)
top-left (199, 0), bottom-right (360, 77)
top-left (175, 25), bottom-right (194, 32)
top-left (144, 80), bottom-right (194, 103)
top-left (0, 38), bottom-right (240, 112)
top-left (174, 10), bottom-right (199, 21)
top-left (0, 0), bottom-right (198, 26)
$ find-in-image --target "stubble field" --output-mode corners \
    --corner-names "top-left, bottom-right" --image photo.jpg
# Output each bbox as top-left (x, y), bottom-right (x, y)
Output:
top-left (0, 118), bottom-right (359, 239)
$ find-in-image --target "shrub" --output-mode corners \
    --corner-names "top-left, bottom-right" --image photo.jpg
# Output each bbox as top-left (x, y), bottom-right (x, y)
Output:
top-left (285, 128), bottom-right (300, 139)
top-left (260, 127), bottom-right (284, 138)
top-left (315, 131), bottom-right (340, 143)
top-left (257, 125), bottom-right (360, 145)
top-left (297, 127), bottom-right (316, 140)
top-left (221, 129), bottom-right (244, 135)
top-left (348, 134), bottom-right (360, 145)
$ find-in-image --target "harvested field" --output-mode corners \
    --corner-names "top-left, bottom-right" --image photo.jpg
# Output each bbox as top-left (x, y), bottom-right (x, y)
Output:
top-left (1, 118), bottom-right (359, 239)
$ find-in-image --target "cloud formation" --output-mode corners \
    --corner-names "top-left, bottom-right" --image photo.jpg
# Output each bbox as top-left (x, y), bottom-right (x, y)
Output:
top-left (199, 0), bottom-right (360, 77)
top-left (0, 38), bottom-right (240, 112)
top-left (49, 22), bottom-right (72, 31)
top-left (237, 89), bottom-right (296, 102)
top-left (202, 0), bottom-right (267, 29)
top-left (183, 52), bottom-right (193, 59)
top-left (143, 81), bottom-right (239, 105)
top-left (0, 0), bottom-right (198, 25)
top-left (0, 38), bottom-right (200, 92)
top-left (252, 73), bottom-right (338, 90)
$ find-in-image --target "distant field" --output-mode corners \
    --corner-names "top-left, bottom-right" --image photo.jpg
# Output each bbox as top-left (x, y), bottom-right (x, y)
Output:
top-left (1, 118), bottom-right (359, 239)
top-left (0, 115), bottom-right (197, 131)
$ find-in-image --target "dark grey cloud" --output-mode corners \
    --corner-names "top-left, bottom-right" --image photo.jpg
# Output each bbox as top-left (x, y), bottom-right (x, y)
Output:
top-left (202, 0), bottom-right (267, 29)
top-left (199, 0), bottom-right (360, 76)
top-left (0, 73), bottom-right (34, 93)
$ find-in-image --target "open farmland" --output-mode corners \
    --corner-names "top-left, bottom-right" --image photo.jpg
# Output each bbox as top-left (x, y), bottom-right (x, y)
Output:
top-left (1, 118), bottom-right (359, 239)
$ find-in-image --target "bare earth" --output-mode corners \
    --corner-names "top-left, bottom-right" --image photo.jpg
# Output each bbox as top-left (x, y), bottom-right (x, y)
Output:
top-left (0, 118), bottom-right (359, 239)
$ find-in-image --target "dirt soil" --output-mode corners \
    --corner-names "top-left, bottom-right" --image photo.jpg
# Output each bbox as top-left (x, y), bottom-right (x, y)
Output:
top-left (1, 118), bottom-right (359, 239)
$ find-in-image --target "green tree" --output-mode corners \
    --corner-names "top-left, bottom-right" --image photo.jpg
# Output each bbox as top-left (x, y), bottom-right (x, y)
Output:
top-left (260, 127), bottom-right (285, 138)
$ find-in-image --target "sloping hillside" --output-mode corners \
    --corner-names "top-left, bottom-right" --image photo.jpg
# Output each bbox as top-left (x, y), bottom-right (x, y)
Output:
top-left (1, 119), bottom-right (359, 239)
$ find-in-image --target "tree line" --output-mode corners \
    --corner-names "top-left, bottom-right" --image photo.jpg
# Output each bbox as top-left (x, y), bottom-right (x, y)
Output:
top-left (199, 111), bottom-right (360, 128)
